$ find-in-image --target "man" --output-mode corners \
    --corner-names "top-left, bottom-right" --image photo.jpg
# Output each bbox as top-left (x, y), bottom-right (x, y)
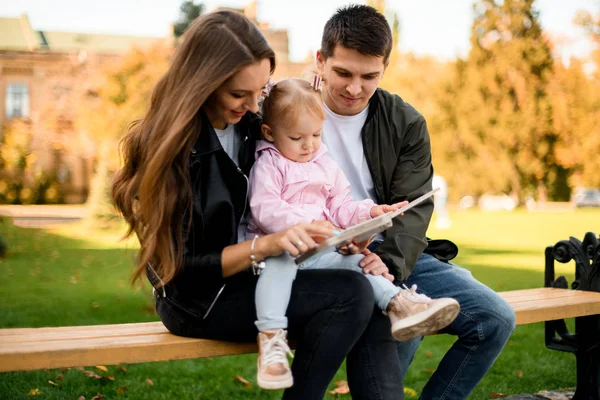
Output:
top-left (317, 5), bottom-right (516, 399)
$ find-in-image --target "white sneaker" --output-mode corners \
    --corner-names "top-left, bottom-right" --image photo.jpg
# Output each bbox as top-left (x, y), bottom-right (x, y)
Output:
top-left (257, 329), bottom-right (294, 390)
top-left (387, 284), bottom-right (460, 341)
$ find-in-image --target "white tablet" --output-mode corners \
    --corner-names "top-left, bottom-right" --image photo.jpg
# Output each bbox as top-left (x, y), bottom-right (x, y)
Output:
top-left (295, 188), bottom-right (439, 265)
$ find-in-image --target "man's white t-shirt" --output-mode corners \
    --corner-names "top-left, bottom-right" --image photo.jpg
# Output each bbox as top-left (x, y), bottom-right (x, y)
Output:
top-left (322, 102), bottom-right (383, 239)
top-left (322, 101), bottom-right (377, 204)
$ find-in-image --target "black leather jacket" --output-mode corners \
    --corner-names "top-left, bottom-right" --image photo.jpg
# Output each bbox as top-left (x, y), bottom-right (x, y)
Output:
top-left (148, 111), bottom-right (262, 320)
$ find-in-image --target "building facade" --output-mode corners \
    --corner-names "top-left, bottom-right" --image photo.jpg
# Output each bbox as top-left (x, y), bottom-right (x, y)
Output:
top-left (0, 6), bottom-right (310, 204)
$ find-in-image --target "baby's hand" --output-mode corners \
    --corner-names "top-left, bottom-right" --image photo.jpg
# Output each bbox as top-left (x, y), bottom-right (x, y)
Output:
top-left (310, 220), bottom-right (340, 244)
top-left (370, 201), bottom-right (408, 218)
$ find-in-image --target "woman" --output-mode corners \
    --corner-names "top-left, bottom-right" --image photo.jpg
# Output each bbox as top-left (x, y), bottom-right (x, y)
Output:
top-left (112, 10), bottom-right (402, 399)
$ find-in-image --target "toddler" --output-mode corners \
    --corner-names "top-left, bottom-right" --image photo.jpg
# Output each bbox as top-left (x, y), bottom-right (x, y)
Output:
top-left (248, 78), bottom-right (460, 390)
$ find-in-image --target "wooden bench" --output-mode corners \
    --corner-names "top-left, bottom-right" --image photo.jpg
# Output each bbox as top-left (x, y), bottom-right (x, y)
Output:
top-left (2, 287), bottom-right (600, 373)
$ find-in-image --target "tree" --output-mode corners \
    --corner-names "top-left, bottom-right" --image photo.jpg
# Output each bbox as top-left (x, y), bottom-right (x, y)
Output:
top-left (574, 8), bottom-right (600, 40)
top-left (557, 7), bottom-right (600, 189)
top-left (431, 0), bottom-right (560, 201)
top-left (173, 1), bottom-right (205, 38)
top-left (0, 119), bottom-right (34, 204)
top-left (75, 44), bottom-right (172, 227)
top-left (549, 58), bottom-right (600, 190)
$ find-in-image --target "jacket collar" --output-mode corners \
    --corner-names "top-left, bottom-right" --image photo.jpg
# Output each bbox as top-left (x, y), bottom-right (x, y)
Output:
top-left (192, 110), bottom-right (262, 156)
top-left (192, 111), bottom-right (222, 156)
top-left (365, 89), bottom-right (381, 125)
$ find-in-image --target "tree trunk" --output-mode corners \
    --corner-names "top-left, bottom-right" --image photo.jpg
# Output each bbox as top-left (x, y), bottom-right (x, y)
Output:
top-left (85, 140), bottom-right (118, 228)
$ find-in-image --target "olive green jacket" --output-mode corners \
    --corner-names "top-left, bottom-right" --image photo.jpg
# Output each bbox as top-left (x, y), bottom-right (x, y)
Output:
top-left (363, 89), bottom-right (457, 281)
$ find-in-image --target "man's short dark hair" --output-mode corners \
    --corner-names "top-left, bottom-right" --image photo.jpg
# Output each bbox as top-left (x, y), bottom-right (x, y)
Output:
top-left (321, 4), bottom-right (393, 64)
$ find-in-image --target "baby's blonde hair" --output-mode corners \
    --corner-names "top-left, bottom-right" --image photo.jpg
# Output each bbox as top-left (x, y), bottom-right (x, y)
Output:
top-left (261, 78), bottom-right (324, 132)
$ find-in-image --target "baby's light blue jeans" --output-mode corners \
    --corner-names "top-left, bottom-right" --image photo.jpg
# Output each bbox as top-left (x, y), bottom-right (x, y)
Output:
top-left (255, 250), bottom-right (400, 331)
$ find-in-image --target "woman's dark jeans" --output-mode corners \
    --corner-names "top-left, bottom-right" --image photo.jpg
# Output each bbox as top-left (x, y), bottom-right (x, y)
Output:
top-left (156, 268), bottom-right (403, 400)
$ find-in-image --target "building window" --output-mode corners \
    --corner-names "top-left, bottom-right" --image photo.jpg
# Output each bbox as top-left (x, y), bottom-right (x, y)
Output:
top-left (5, 82), bottom-right (30, 119)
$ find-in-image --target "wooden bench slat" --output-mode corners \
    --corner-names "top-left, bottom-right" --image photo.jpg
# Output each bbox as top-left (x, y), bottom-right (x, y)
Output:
top-left (2, 288), bottom-right (599, 372)
top-left (498, 288), bottom-right (600, 325)
top-left (1, 332), bottom-right (236, 353)
top-left (511, 297), bottom-right (600, 311)
top-left (498, 288), bottom-right (586, 301)
top-left (0, 321), bottom-right (166, 337)
top-left (498, 288), bottom-right (600, 324)
top-left (510, 292), bottom-right (600, 306)
top-left (0, 322), bottom-right (167, 343)
top-left (0, 335), bottom-right (258, 372)
top-left (510, 301), bottom-right (600, 324)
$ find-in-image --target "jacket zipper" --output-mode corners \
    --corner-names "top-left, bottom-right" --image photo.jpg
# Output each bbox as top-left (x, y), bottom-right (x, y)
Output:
top-left (203, 143), bottom-right (250, 320)
top-left (202, 284), bottom-right (225, 319)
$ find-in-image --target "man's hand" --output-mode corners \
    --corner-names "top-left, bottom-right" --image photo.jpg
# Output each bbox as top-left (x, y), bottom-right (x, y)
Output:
top-left (359, 249), bottom-right (394, 282)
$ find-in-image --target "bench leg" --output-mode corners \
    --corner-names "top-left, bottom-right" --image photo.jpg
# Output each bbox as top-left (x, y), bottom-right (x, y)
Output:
top-left (572, 316), bottom-right (600, 400)
top-left (544, 232), bottom-right (600, 399)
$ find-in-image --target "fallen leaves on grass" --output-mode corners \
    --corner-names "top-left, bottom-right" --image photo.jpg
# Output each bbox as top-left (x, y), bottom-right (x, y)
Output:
top-left (91, 394), bottom-right (104, 400)
top-left (91, 302), bottom-right (101, 309)
top-left (78, 397), bottom-right (85, 400)
top-left (82, 370), bottom-right (103, 379)
top-left (48, 380), bottom-right (59, 387)
top-left (235, 375), bottom-right (252, 389)
top-left (95, 366), bottom-right (108, 372)
top-left (145, 378), bottom-right (154, 386)
top-left (516, 369), bottom-right (523, 378)
top-left (425, 351), bottom-right (433, 358)
top-left (28, 388), bottom-right (41, 396)
top-left (115, 365), bottom-right (127, 373)
top-left (115, 386), bottom-right (127, 395)
top-left (404, 387), bottom-right (418, 398)
top-left (423, 368), bottom-right (436, 374)
top-left (490, 393), bottom-right (507, 398)
top-left (328, 380), bottom-right (350, 395)
top-left (81, 369), bottom-right (114, 381)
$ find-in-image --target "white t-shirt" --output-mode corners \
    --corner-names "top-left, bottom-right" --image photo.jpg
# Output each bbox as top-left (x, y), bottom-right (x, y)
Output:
top-left (322, 102), bottom-right (377, 203)
top-left (214, 124), bottom-right (239, 166)
top-left (322, 102), bottom-right (383, 240)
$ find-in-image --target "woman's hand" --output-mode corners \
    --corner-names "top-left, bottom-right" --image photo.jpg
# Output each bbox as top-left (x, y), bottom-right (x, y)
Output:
top-left (370, 200), bottom-right (409, 218)
top-left (359, 249), bottom-right (394, 282)
top-left (259, 222), bottom-right (335, 258)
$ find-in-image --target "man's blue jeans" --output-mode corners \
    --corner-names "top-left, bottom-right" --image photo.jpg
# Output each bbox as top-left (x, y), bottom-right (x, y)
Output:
top-left (396, 252), bottom-right (516, 399)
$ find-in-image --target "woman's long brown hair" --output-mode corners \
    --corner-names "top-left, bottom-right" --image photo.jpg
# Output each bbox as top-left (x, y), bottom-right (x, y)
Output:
top-left (111, 11), bottom-right (275, 286)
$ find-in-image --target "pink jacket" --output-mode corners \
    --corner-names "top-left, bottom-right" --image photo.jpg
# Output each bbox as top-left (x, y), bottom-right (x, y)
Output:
top-left (247, 140), bottom-right (375, 236)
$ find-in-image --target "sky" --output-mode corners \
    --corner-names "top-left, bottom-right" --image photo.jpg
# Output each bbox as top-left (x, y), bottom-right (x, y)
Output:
top-left (2, 0), bottom-right (598, 63)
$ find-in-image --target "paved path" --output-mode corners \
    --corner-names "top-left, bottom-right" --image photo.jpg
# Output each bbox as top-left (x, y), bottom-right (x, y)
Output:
top-left (0, 205), bottom-right (86, 228)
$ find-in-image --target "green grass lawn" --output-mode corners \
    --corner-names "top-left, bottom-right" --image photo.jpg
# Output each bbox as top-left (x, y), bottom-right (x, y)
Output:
top-left (1, 208), bottom-right (599, 399)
